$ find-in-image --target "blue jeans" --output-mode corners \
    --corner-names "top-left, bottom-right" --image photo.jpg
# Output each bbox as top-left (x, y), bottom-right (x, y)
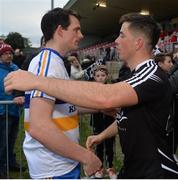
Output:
top-left (0, 115), bottom-right (19, 172)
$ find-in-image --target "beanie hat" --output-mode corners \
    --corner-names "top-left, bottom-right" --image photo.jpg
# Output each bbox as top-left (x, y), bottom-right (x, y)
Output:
top-left (0, 43), bottom-right (14, 56)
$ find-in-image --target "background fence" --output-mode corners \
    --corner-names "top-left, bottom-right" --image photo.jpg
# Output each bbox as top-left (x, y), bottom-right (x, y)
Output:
top-left (0, 100), bottom-right (25, 178)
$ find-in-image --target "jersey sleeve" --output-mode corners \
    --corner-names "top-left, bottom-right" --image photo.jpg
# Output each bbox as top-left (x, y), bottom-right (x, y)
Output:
top-left (126, 71), bottom-right (166, 104)
top-left (29, 50), bottom-right (67, 101)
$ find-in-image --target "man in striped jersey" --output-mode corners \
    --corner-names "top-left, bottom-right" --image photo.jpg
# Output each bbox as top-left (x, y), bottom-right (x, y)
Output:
top-left (4, 13), bottom-right (178, 178)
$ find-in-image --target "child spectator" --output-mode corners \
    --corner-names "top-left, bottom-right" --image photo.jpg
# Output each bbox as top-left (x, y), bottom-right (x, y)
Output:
top-left (91, 65), bottom-right (117, 179)
top-left (155, 52), bottom-right (173, 73)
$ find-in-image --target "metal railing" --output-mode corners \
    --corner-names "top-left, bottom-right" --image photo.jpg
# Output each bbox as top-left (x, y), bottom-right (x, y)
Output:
top-left (0, 100), bottom-right (23, 178)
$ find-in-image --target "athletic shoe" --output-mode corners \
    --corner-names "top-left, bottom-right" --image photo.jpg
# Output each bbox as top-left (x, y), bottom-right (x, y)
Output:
top-left (95, 168), bottom-right (104, 178)
top-left (107, 167), bottom-right (117, 179)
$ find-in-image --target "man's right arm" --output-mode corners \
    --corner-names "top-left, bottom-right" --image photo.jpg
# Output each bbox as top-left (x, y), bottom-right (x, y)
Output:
top-left (29, 97), bottom-right (101, 176)
top-left (86, 121), bottom-right (118, 150)
top-left (96, 120), bottom-right (118, 140)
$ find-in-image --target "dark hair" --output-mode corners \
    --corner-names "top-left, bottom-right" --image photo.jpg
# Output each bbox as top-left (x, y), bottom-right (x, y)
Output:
top-left (119, 13), bottom-right (161, 50)
top-left (41, 8), bottom-right (80, 42)
top-left (40, 36), bottom-right (45, 47)
top-left (93, 65), bottom-right (108, 76)
top-left (155, 52), bottom-right (173, 64)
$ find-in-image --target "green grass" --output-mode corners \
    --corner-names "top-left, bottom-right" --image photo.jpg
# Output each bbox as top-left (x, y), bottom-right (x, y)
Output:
top-left (11, 114), bottom-right (123, 178)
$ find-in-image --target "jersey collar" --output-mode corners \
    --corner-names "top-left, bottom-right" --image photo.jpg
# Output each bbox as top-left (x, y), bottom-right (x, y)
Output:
top-left (135, 59), bottom-right (154, 71)
top-left (41, 48), bottom-right (64, 60)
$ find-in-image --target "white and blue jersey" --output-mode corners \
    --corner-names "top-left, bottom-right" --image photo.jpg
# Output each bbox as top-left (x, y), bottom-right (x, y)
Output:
top-left (23, 48), bottom-right (79, 178)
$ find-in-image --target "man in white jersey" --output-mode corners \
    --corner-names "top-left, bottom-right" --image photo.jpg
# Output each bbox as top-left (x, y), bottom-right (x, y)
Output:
top-left (5, 8), bottom-right (101, 179)
top-left (5, 13), bottom-right (178, 178)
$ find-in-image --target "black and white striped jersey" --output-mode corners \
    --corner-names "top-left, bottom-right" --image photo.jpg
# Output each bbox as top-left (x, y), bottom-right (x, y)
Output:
top-left (116, 59), bottom-right (178, 178)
